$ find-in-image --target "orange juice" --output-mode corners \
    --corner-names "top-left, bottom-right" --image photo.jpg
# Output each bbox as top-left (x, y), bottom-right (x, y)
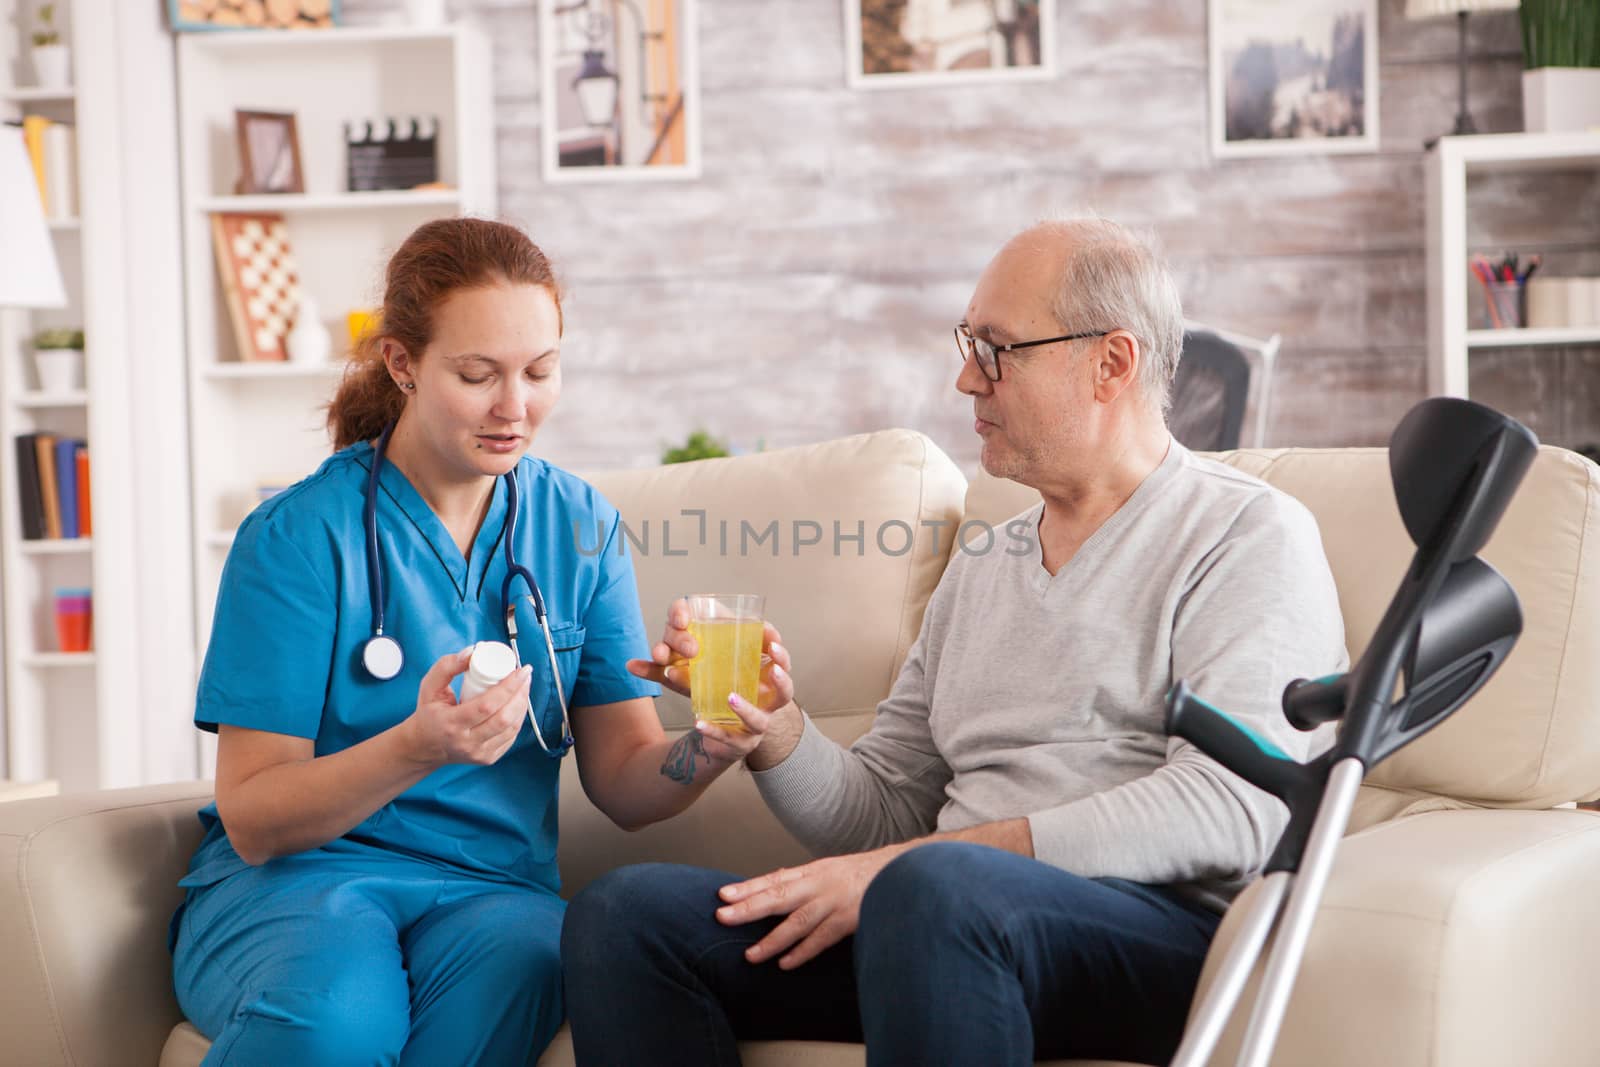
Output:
top-left (688, 618), bottom-right (764, 728)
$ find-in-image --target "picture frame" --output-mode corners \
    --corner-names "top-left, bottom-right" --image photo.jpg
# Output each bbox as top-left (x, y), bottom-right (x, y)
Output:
top-left (1209, 0), bottom-right (1379, 158)
top-left (845, 0), bottom-right (1055, 90)
top-left (210, 212), bottom-right (302, 363)
top-left (167, 0), bottom-right (341, 32)
top-left (234, 109), bottom-right (305, 195)
top-left (540, 0), bottom-right (702, 183)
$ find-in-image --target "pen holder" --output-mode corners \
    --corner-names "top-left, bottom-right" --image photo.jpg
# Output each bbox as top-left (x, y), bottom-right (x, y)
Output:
top-left (53, 587), bottom-right (92, 653)
top-left (1484, 281), bottom-right (1523, 330)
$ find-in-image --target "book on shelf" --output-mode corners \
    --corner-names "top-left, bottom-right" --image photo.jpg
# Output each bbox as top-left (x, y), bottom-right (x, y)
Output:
top-left (18, 114), bottom-right (77, 219)
top-left (34, 434), bottom-right (61, 539)
top-left (76, 445), bottom-right (91, 536)
top-left (20, 115), bottom-right (46, 213)
top-left (55, 436), bottom-right (78, 539)
top-left (13, 434), bottom-right (45, 540)
top-left (13, 433), bottom-right (89, 540)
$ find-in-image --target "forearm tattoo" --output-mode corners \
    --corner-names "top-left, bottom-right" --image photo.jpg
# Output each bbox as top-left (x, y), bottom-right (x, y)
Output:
top-left (660, 731), bottom-right (710, 784)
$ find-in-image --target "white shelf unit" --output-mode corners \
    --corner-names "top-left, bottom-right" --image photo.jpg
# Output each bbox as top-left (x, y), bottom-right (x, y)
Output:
top-left (0, 0), bottom-right (181, 792)
top-left (176, 25), bottom-right (495, 775)
top-left (1425, 132), bottom-right (1600, 399)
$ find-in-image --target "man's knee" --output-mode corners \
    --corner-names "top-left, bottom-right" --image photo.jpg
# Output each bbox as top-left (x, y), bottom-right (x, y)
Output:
top-left (563, 863), bottom-right (714, 980)
top-left (861, 842), bottom-right (992, 931)
top-left (566, 863), bottom-right (680, 938)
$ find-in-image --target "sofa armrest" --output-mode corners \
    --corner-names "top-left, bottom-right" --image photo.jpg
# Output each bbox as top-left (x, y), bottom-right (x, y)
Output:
top-left (0, 782), bottom-right (213, 1067)
top-left (1197, 808), bottom-right (1600, 1067)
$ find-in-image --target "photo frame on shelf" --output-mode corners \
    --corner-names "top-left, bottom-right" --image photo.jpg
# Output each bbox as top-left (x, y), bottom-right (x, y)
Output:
top-left (845, 0), bottom-right (1055, 89)
top-left (1209, 0), bottom-right (1379, 158)
top-left (210, 212), bottom-right (302, 362)
top-left (235, 109), bottom-right (305, 194)
top-left (540, 0), bottom-right (702, 182)
top-left (167, 0), bottom-right (341, 32)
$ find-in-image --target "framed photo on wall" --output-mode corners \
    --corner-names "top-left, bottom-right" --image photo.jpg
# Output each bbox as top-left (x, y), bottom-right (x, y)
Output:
top-left (234, 109), bottom-right (305, 195)
top-left (845, 0), bottom-right (1055, 90)
top-left (167, 0), bottom-right (340, 31)
top-left (1210, 0), bottom-right (1379, 158)
top-left (540, 0), bottom-right (702, 183)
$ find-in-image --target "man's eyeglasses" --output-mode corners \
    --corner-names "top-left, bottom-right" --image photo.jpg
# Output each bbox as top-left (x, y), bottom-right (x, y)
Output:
top-left (954, 324), bottom-right (1110, 382)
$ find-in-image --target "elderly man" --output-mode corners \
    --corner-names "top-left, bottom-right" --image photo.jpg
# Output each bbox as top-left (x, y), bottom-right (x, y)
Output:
top-left (561, 218), bottom-right (1346, 1066)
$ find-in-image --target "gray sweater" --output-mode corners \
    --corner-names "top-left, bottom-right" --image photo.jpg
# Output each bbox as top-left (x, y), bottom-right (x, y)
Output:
top-left (754, 440), bottom-right (1348, 911)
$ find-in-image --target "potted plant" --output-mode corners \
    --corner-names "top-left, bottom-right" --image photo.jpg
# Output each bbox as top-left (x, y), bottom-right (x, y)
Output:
top-left (31, 327), bottom-right (84, 394)
top-left (1520, 0), bottom-right (1600, 132)
top-left (661, 429), bottom-right (730, 465)
top-left (29, 3), bottom-right (70, 90)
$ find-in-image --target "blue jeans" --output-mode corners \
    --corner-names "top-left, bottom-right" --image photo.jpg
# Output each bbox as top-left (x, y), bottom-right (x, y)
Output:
top-left (562, 842), bottom-right (1221, 1066)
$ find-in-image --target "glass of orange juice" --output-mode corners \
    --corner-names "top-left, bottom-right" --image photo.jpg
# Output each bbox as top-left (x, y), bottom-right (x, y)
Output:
top-left (686, 594), bottom-right (765, 729)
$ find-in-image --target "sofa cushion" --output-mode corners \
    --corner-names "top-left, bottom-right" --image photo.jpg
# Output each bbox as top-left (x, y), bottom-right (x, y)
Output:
top-left (962, 446), bottom-right (1600, 810)
top-left (536, 1022), bottom-right (1146, 1067)
top-left (585, 428), bottom-right (967, 731)
top-left (1192, 809), bottom-right (1600, 1067)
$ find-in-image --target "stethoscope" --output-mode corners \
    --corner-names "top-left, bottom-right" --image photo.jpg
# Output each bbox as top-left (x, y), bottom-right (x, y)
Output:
top-left (360, 422), bottom-right (574, 757)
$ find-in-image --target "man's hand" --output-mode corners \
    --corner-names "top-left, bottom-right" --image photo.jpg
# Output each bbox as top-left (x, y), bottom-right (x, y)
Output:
top-left (714, 846), bottom-right (908, 970)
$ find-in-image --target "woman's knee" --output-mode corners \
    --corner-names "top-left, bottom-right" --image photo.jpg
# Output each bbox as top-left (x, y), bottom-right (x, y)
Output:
top-left (218, 983), bottom-right (409, 1067)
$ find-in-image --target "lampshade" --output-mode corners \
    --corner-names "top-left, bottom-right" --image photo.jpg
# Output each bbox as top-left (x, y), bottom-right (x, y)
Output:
top-left (1405, 0), bottom-right (1518, 17)
top-left (0, 126), bottom-right (66, 309)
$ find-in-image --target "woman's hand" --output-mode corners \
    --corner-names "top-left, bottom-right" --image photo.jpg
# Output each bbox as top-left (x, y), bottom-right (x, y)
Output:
top-left (401, 649), bottom-right (532, 768)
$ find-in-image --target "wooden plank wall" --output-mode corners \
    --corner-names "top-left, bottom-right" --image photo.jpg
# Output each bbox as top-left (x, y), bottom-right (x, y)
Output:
top-left (343, 0), bottom-right (1600, 470)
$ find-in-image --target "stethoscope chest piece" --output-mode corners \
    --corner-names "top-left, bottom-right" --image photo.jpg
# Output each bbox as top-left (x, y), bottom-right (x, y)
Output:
top-left (361, 422), bottom-right (573, 757)
top-left (363, 633), bottom-right (404, 681)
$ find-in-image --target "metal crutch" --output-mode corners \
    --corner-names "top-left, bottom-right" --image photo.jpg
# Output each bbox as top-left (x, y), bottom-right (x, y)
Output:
top-left (1166, 397), bottom-right (1539, 1067)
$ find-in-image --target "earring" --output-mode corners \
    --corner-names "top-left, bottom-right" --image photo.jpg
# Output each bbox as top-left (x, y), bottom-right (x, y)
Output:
top-left (398, 381), bottom-right (415, 392)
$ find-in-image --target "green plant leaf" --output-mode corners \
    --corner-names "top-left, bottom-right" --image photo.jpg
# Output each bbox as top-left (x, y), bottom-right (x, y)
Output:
top-left (661, 429), bottom-right (730, 464)
top-left (33, 327), bottom-right (83, 350)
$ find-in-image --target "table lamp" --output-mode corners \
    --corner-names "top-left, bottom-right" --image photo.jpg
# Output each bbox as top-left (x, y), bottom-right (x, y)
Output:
top-left (1406, 0), bottom-right (1521, 145)
top-left (0, 124), bottom-right (66, 309)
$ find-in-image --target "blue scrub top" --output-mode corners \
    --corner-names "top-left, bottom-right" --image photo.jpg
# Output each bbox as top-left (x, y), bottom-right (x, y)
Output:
top-left (180, 442), bottom-right (659, 896)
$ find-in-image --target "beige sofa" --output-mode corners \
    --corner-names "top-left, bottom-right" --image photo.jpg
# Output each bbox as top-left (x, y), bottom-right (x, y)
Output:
top-left (5, 428), bottom-right (1600, 1067)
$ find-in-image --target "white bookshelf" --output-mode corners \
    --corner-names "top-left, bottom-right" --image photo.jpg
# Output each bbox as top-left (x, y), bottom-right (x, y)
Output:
top-left (194, 190), bottom-right (464, 214)
top-left (2, 86), bottom-right (74, 103)
top-left (18, 538), bottom-right (93, 556)
top-left (0, 0), bottom-right (189, 791)
top-left (176, 24), bottom-right (495, 775)
top-left (1425, 132), bottom-right (1600, 399)
top-left (15, 390), bottom-right (87, 408)
top-left (22, 652), bottom-right (96, 669)
top-left (200, 362), bottom-right (346, 382)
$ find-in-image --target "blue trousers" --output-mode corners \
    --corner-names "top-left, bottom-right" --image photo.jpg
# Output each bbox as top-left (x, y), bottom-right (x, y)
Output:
top-left (562, 843), bottom-right (1221, 1067)
top-left (172, 852), bottom-right (565, 1067)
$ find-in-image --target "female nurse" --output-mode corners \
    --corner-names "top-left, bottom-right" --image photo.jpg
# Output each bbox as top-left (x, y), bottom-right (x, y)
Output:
top-left (169, 218), bottom-right (793, 1066)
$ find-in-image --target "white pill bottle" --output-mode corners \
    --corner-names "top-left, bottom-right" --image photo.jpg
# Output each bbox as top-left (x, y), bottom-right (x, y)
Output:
top-left (460, 640), bottom-right (518, 703)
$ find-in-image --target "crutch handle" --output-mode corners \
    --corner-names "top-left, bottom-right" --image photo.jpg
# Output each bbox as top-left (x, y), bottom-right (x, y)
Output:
top-left (1282, 674), bottom-right (1348, 731)
top-left (1167, 681), bottom-right (1306, 801)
